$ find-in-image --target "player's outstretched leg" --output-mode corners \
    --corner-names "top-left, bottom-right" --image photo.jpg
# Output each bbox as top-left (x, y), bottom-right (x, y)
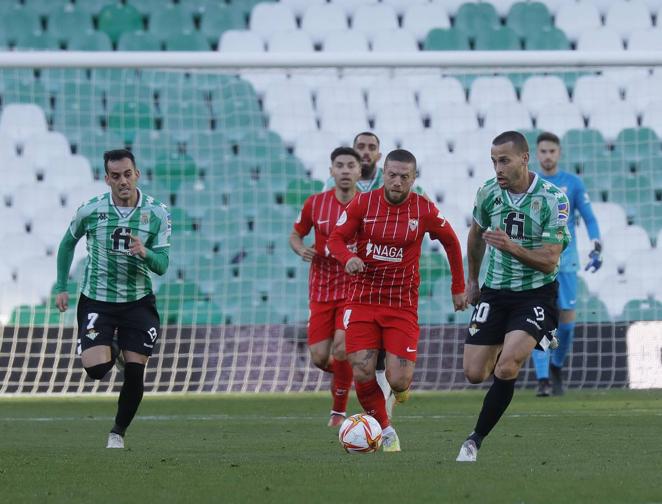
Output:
top-left (550, 321), bottom-right (574, 396)
top-left (108, 362), bottom-right (145, 448)
top-left (531, 349), bottom-right (551, 397)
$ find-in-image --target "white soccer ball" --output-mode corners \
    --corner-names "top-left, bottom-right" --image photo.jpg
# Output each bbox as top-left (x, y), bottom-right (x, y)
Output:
top-left (338, 413), bottom-right (383, 454)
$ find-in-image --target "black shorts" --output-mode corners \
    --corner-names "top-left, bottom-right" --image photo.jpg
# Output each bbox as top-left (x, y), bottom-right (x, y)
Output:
top-left (76, 294), bottom-right (161, 357)
top-left (465, 282), bottom-right (559, 351)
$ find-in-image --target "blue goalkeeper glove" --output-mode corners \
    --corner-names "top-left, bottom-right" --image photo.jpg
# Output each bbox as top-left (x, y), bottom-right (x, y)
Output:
top-left (584, 240), bottom-right (602, 273)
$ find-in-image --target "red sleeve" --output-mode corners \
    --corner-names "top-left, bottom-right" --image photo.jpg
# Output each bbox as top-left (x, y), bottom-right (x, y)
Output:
top-left (424, 203), bottom-right (466, 295)
top-left (327, 195), bottom-right (363, 266)
top-left (293, 196), bottom-right (314, 237)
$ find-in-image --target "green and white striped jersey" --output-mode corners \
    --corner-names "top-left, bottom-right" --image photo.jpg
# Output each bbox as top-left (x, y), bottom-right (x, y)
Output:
top-left (473, 174), bottom-right (571, 291)
top-left (68, 189), bottom-right (171, 303)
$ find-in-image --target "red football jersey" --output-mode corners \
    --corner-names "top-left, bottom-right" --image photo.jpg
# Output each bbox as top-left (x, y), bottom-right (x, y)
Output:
top-left (293, 189), bottom-right (356, 302)
top-left (327, 187), bottom-right (465, 310)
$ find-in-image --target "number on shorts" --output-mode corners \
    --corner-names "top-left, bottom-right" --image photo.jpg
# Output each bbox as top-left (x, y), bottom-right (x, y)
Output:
top-left (533, 306), bottom-right (545, 321)
top-left (86, 312), bottom-right (99, 330)
top-left (471, 302), bottom-right (490, 323)
top-left (147, 327), bottom-right (158, 342)
top-left (343, 309), bottom-right (352, 330)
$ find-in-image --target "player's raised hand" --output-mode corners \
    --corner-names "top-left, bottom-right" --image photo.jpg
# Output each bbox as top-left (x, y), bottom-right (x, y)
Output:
top-left (452, 292), bottom-right (469, 311)
top-left (129, 234), bottom-right (147, 258)
top-left (55, 292), bottom-right (69, 312)
top-left (345, 257), bottom-right (365, 275)
top-left (482, 228), bottom-right (513, 252)
top-left (466, 278), bottom-right (481, 306)
top-left (299, 246), bottom-right (317, 262)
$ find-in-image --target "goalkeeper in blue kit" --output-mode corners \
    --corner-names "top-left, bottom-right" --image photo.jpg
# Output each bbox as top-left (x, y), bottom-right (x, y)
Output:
top-left (531, 132), bottom-right (602, 397)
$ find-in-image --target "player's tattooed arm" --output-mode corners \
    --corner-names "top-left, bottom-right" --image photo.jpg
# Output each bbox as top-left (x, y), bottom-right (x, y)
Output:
top-left (289, 230), bottom-right (317, 262)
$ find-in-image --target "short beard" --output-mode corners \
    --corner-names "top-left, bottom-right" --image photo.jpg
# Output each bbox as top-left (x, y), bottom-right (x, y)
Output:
top-left (361, 163), bottom-right (376, 179)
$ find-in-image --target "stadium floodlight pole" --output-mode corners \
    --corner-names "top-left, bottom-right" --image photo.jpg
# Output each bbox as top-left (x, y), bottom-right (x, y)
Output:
top-left (0, 51), bottom-right (661, 69)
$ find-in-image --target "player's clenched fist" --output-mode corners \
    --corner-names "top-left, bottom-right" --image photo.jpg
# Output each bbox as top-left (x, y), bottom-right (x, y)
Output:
top-left (452, 292), bottom-right (469, 311)
top-left (129, 234), bottom-right (147, 258)
top-left (55, 292), bottom-right (69, 312)
top-left (345, 257), bottom-right (365, 275)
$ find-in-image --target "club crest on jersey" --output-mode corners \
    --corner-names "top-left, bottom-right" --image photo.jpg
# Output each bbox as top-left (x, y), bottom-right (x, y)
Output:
top-left (336, 211), bottom-right (347, 226)
top-left (531, 199), bottom-right (541, 215)
top-left (408, 218), bottom-right (419, 231)
top-left (140, 212), bottom-right (150, 225)
top-left (366, 240), bottom-right (403, 263)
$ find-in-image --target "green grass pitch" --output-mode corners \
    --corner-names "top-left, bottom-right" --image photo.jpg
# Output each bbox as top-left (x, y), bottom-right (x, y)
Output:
top-left (1, 390), bottom-right (661, 504)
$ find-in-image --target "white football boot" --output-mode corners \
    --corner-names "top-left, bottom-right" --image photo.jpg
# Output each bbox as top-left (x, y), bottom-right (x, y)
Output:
top-left (106, 433), bottom-right (124, 449)
top-left (456, 439), bottom-right (478, 462)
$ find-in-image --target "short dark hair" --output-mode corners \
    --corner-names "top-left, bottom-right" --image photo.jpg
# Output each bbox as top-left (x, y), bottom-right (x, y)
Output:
top-left (384, 149), bottom-right (417, 171)
top-left (536, 131), bottom-right (561, 146)
top-left (352, 131), bottom-right (380, 146)
top-left (492, 131), bottom-right (529, 154)
top-left (330, 146), bottom-right (361, 164)
top-left (103, 149), bottom-right (136, 173)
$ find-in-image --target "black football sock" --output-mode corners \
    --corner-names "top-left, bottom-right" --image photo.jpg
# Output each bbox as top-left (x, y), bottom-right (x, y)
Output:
top-left (112, 362), bottom-right (145, 436)
top-left (472, 376), bottom-right (517, 447)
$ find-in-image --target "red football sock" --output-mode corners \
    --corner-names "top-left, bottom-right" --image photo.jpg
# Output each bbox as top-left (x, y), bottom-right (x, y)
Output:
top-left (354, 378), bottom-right (390, 429)
top-left (331, 358), bottom-right (352, 414)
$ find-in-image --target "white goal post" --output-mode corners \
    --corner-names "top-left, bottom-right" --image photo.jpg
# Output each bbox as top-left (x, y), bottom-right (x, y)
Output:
top-left (0, 50), bottom-right (661, 395)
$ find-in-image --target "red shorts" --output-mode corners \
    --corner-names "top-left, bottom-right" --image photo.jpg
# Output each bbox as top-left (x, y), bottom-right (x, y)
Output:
top-left (343, 304), bottom-right (420, 361)
top-left (308, 300), bottom-right (346, 345)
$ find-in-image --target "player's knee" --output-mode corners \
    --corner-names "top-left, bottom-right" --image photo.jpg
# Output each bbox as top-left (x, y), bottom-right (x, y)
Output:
top-left (464, 366), bottom-right (489, 384)
top-left (84, 361), bottom-right (114, 380)
top-left (494, 359), bottom-right (521, 380)
top-left (309, 351), bottom-right (330, 370)
top-left (388, 374), bottom-right (412, 392)
top-left (331, 344), bottom-right (346, 362)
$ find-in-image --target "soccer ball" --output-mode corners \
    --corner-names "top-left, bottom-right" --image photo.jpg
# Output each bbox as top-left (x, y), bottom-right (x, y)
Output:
top-left (338, 414), bottom-right (382, 454)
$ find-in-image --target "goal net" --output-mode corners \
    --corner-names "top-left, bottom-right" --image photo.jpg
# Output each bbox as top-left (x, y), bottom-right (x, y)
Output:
top-left (0, 53), bottom-right (660, 394)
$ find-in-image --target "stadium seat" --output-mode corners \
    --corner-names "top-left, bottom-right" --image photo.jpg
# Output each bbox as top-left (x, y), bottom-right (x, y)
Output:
top-left (474, 27), bottom-right (521, 50)
top-left (577, 27), bottom-right (625, 52)
top-left (625, 73), bottom-right (662, 114)
top-left (641, 100), bottom-right (662, 139)
top-left (14, 31), bottom-right (61, 50)
top-left (572, 75), bottom-right (622, 116)
top-left (603, 224), bottom-right (652, 265)
top-left (0, 104), bottom-right (48, 147)
top-left (117, 31), bottom-right (161, 51)
top-left (372, 29), bottom-right (419, 52)
top-left (351, 4), bottom-right (399, 43)
top-left (293, 130), bottom-right (342, 178)
top-left (423, 28), bottom-right (470, 51)
top-left (267, 30), bottom-right (314, 52)
top-left (218, 30), bottom-right (265, 52)
top-left (469, 76), bottom-right (518, 115)
top-left (524, 27), bottom-right (571, 50)
top-left (249, 3), bottom-right (297, 41)
top-left (612, 127), bottom-right (661, 163)
top-left (506, 2), bottom-right (552, 38)
top-left (153, 151), bottom-right (198, 188)
top-left (402, 2), bottom-right (450, 43)
top-left (199, 3), bottom-right (246, 46)
top-left (148, 6), bottom-right (195, 43)
top-left (41, 154), bottom-right (94, 194)
top-left (417, 77), bottom-right (466, 119)
top-left (162, 101), bottom-right (212, 137)
top-left (300, 4), bottom-right (348, 45)
top-left (66, 31), bottom-right (113, 51)
top-left (318, 105), bottom-right (370, 144)
top-left (429, 102), bottom-right (479, 148)
top-left (0, 8), bottom-right (41, 45)
top-left (322, 29), bottom-right (369, 52)
top-left (279, 0), bottom-right (326, 17)
top-left (107, 101), bottom-right (155, 143)
top-left (452, 128), bottom-right (500, 171)
top-left (22, 132), bottom-right (71, 173)
top-left (453, 3), bottom-right (500, 39)
top-left (47, 7), bottom-right (94, 45)
top-left (482, 102), bottom-right (533, 132)
top-left (72, 0), bottom-right (118, 17)
top-left (0, 205), bottom-right (28, 236)
top-left (555, 2), bottom-right (602, 42)
top-left (367, 84), bottom-right (415, 115)
top-left (520, 75), bottom-right (570, 117)
top-left (332, 0), bottom-right (378, 16)
top-left (588, 101), bottom-right (639, 142)
top-left (372, 105), bottom-right (424, 144)
top-left (628, 27), bottom-right (662, 51)
top-left (0, 232), bottom-right (49, 271)
top-left (575, 296), bottom-right (611, 323)
top-left (605, 0), bottom-right (652, 40)
top-left (609, 174), bottom-right (654, 206)
top-left (535, 102), bottom-right (585, 138)
top-left (621, 298), bottom-right (662, 321)
top-left (97, 3), bottom-right (143, 45)
top-left (285, 178), bottom-right (323, 209)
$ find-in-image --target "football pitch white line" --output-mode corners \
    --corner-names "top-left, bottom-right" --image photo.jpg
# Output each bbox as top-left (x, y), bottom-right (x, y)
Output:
top-left (1, 411), bottom-right (661, 422)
